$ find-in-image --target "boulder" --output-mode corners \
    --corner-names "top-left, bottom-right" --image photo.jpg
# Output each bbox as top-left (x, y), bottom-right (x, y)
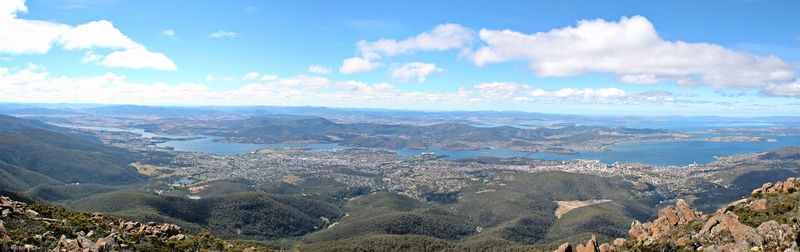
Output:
top-left (675, 199), bottom-right (699, 224)
top-left (556, 242), bottom-right (572, 252)
top-left (78, 236), bottom-right (100, 251)
top-left (96, 233), bottom-right (118, 250)
top-left (757, 220), bottom-right (796, 247)
top-left (55, 235), bottom-right (81, 252)
top-left (0, 220), bottom-right (10, 242)
top-left (629, 220), bottom-right (648, 241)
top-left (612, 238), bottom-right (626, 247)
top-left (598, 243), bottom-right (613, 252)
top-left (731, 226), bottom-right (762, 246)
top-left (700, 212), bottom-right (739, 236)
top-left (575, 235), bottom-right (598, 252)
top-left (749, 198), bottom-right (768, 211)
top-left (784, 178), bottom-right (797, 192)
top-left (25, 209), bottom-right (39, 217)
top-left (753, 182), bottom-right (773, 195)
top-left (629, 200), bottom-right (702, 243)
top-left (675, 236), bottom-right (689, 246)
top-left (169, 234), bottom-right (186, 241)
top-left (699, 211), bottom-right (762, 246)
top-left (91, 212), bottom-right (104, 220)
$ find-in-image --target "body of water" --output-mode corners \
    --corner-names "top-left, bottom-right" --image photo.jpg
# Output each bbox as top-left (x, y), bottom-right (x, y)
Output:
top-left (157, 136), bottom-right (344, 155)
top-left (77, 126), bottom-right (800, 167)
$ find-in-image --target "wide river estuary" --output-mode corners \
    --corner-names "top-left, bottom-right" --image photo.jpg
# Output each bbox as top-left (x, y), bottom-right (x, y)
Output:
top-left (79, 126), bottom-right (800, 167)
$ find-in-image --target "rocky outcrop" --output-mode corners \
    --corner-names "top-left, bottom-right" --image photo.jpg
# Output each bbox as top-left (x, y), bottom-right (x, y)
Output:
top-left (556, 236), bottom-right (627, 252)
top-left (574, 235), bottom-right (598, 252)
top-left (632, 177), bottom-right (800, 251)
top-left (0, 195), bottom-right (271, 251)
top-left (699, 211), bottom-right (762, 246)
top-left (118, 220), bottom-right (182, 239)
top-left (0, 196), bottom-right (27, 218)
top-left (557, 242), bottom-right (572, 252)
top-left (751, 177), bottom-right (799, 195)
top-left (559, 177), bottom-right (800, 251)
top-left (628, 199), bottom-right (702, 243)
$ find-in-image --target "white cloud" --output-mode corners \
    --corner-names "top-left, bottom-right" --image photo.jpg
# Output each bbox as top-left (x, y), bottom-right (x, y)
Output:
top-left (616, 74), bottom-right (666, 84)
top-left (162, 29), bottom-right (175, 37)
top-left (308, 65), bottom-right (332, 74)
top-left (242, 72), bottom-right (260, 80)
top-left (390, 62), bottom-right (441, 82)
top-left (82, 51), bottom-right (102, 63)
top-left (205, 74), bottom-right (234, 82)
top-left (58, 20), bottom-right (140, 50)
top-left (761, 79), bottom-right (800, 98)
top-left (0, 68), bottom-right (707, 108)
top-left (356, 23), bottom-right (475, 60)
top-left (101, 48), bottom-right (177, 70)
top-left (458, 82), bottom-right (674, 103)
top-left (469, 16), bottom-right (797, 90)
top-left (260, 74), bottom-right (277, 81)
top-left (0, 0), bottom-right (175, 70)
top-left (340, 57), bottom-right (383, 74)
top-left (0, 8), bottom-right (69, 54)
top-left (209, 30), bottom-right (236, 38)
top-left (238, 72), bottom-right (277, 81)
top-left (0, 0), bottom-right (26, 16)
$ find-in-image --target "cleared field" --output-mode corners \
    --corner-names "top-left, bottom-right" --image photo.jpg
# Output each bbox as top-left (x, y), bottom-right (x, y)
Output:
top-left (131, 162), bottom-right (175, 178)
top-left (554, 199), bottom-right (611, 218)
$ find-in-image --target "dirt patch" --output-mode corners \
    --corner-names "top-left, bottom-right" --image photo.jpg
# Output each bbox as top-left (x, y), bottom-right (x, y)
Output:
top-left (555, 199), bottom-right (612, 218)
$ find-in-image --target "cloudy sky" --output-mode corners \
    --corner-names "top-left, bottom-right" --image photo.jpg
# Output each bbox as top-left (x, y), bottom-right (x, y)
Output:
top-left (1, 0), bottom-right (799, 115)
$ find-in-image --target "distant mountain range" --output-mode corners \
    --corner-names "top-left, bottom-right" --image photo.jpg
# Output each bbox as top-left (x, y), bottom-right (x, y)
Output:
top-left (3, 103), bottom-right (800, 129)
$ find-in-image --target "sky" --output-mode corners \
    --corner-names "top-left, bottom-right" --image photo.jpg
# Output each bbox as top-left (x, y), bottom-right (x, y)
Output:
top-left (0, 0), bottom-right (799, 116)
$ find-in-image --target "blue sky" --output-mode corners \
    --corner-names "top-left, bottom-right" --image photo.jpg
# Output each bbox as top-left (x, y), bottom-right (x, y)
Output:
top-left (0, 0), bottom-right (799, 116)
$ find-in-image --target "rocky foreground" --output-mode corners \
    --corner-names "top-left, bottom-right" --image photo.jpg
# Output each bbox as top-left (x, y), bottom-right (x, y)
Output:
top-left (557, 177), bottom-right (800, 252)
top-left (0, 195), bottom-right (273, 251)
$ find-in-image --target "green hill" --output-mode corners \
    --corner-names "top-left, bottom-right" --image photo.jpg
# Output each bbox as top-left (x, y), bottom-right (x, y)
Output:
top-left (0, 129), bottom-right (144, 191)
top-left (302, 192), bottom-right (475, 243)
top-left (301, 172), bottom-right (658, 249)
top-left (69, 191), bottom-right (343, 241)
top-left (0, 195), bottom-right (272, 251)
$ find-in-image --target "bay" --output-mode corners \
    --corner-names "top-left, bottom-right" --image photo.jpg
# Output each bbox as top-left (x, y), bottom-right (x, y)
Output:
top-left (76, 126), bottom-right (800, 167)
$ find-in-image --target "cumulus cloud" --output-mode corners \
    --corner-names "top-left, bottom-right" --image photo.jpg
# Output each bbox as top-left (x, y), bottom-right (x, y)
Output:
top-left (356, 23), bottom-right (475, 60)
top-left (0, 0), bottom-right (175, 70)
top-left (468, 16), bottom-right (796, 90)
top-left (0, 3), bottom-right (69, 54)
top-left (205, 74), bottom-right (234, 82)
top-left (761, 79), bottom-right (800, 98)
top-left (101, 48), bottom-right (177, 70)
top-left (390, 62), bottom-right (441, 82)
top-left (238, 72), bottom-right (278, 81)
top-left (1, 67), bottom-right (688, 108)
top-left (209, 30), bottom-right (237, 38)
top-left (308, 64), bottom-right (332, 74)
top-left (162, 29), bottom-right (175, 37)
top-left (340, 57), bottom-right (383, 74)
top-left (58, 20), bottom-right (139, 49)
top-left (242, 72), bottom-right (260, 80)
top-left (340, 24), bottom-right (473, 74)
top-left (458, 82), bottom-right (674, 103)
top-left (82, 51), bottom-right (102, 63)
